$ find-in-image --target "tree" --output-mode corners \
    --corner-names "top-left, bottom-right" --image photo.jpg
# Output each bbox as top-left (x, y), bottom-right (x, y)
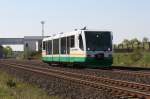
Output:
top-left (142, 37), bottom-right (149, 50)
top-left (142, 37), bottom-right (149, 43)
top-left (3, 46), bottom-right (13, 58)
top-left (130, 39), bottom-right (134, 49)
top-left (122, 39), bottom-right (130, 49)
top-left (118, 43), bottom-right (123, 49)
top-left (130, 38), bottom-right (140, 49)
top-left (113, 44), bottom-right (117, 49)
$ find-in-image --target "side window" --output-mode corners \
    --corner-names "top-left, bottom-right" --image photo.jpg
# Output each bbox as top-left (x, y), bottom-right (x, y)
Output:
top-left (79, 34), bottom-right (84, 50)
top-left (48, 40), bottom-right (52, 54)
top-left (53, 39), bottom-right (59, 54)
top-left (43, 41), bottom-right (46, 50)
top-left (70, 36), bottom-right (75, 48)
top-left (61, 37), bottom-right (66, 54)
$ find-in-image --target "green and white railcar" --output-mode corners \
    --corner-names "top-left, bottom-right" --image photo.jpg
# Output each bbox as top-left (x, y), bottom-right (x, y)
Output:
top-left (42, 30), bottom-right (113, 68)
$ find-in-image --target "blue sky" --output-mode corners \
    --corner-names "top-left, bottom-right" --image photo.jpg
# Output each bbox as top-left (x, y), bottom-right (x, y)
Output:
top-left (0, 0), bottom-right (150, 44)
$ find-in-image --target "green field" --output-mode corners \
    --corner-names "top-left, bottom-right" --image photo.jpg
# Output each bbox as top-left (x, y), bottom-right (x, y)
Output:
top-left (113, 51), bottom-right (150, 67)
top-left (0, 70), bottom-right (60, 99)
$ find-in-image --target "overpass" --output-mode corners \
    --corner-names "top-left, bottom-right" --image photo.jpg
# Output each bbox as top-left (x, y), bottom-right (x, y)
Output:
top-left (0, 38), bottom-right (24, 45)
top-left (0, 36), bottom-right (43, 51)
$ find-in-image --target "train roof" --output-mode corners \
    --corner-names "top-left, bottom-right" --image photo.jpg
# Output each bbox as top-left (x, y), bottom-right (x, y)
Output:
top-left (43, 30), bottom-right (112, 41)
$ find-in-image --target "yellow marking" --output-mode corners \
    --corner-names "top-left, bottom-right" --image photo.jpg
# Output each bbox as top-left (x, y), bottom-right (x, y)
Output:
top-left (70, 51), bottom-right (85, 57)
top-left (42, 50), bottom-right (86, 57)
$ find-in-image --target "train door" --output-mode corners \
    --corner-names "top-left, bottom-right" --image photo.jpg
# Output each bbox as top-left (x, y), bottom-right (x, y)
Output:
top-left (60, 35), bottom-right (75, 63)
top-left (47, 40), bottom-right (52, 62)
top-left (60, 37), bottom-right (68, 62)
top-left (66, 36), bottom-right (70, 62)
top-left (52, 39), bottom-right (59, 62)
top-left (68, 35), bottom-right (75, 62)
top-left (52, 39), bottom-right (53, 62)
top-left (58, 38), bottom-right (61, 62)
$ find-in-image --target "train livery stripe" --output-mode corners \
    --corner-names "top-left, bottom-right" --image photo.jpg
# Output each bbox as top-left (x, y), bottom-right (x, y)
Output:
top-left (42, 54), bottom-right (86, 57)
top-left (42, 50), bottom-right (86, 57)
top-left (42, 56), bottom-right (86, 62)
top-left (42, 56), bottom-right (113, 67)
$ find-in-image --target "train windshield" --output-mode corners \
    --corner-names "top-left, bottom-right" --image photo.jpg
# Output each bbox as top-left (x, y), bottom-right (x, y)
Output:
top-left (85, 31), bottom-right (112, 51)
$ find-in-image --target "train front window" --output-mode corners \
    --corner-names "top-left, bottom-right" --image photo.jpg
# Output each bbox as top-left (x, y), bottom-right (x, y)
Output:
top-left (85, 31), bottom-right (112, 51)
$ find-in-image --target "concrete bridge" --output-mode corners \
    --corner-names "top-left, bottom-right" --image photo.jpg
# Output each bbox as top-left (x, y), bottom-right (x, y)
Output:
top-left (0, 36), bottom-right (43, 51)
top-left (0, 38), bottom-right (24, 45)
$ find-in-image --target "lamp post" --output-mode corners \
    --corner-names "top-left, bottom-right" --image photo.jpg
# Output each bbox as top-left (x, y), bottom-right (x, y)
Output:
top-left (41, 21), bottom-right (45, 38)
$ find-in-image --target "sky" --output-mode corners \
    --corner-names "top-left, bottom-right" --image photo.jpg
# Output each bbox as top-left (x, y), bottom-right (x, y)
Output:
top-left (0, 0), bottom-right (150, 45)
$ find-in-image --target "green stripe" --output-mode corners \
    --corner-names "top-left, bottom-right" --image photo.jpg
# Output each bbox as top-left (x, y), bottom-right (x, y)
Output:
top-left (42, 56), bottom-right (113, 67)
top-left (42, 56), bottom-right (86, 62)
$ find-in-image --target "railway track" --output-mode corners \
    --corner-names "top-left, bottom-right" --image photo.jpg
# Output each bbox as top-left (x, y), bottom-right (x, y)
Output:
top-left (88, 68), bottom-right (150, 78)
top-left (4, 59), bottom-right (150, 76)
top-left (2, 59), bottom-right (150, 85)
top-left (9, 60), bottom-right (150, 84)
top-left (0, 62), bottom-right (150, 99)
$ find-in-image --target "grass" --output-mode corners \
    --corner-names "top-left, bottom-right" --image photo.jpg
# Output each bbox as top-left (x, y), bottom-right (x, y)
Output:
top-left (113, 51), bottom-right (150, 68)
top-left (0, 70), bottom-right (60, 99)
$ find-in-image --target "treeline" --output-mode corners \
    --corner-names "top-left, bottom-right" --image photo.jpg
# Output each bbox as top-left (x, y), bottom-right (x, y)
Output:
top-left (114, 37), bottom-right (150, 52)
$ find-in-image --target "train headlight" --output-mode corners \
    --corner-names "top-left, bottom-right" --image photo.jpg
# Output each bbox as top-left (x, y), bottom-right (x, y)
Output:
top-left (109, 54), bottom-right (112, 57)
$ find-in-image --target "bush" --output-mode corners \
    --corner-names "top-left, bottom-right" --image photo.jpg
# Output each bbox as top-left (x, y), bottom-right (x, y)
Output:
top-left (6, 79), bottom-right (16, 88)
top-left (130, 49), bottom-right (143, 62)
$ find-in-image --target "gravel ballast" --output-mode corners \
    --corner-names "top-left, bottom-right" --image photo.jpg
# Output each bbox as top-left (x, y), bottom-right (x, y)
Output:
top-left (0, 64), bottom-right (119, 99)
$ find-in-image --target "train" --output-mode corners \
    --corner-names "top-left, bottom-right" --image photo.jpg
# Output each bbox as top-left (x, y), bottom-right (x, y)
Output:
top-left (42, 29), bottom-right (113, 68)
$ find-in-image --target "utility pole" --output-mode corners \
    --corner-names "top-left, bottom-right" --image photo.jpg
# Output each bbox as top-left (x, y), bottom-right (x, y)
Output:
top-left (41, 21), bottom-right (45, 38)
